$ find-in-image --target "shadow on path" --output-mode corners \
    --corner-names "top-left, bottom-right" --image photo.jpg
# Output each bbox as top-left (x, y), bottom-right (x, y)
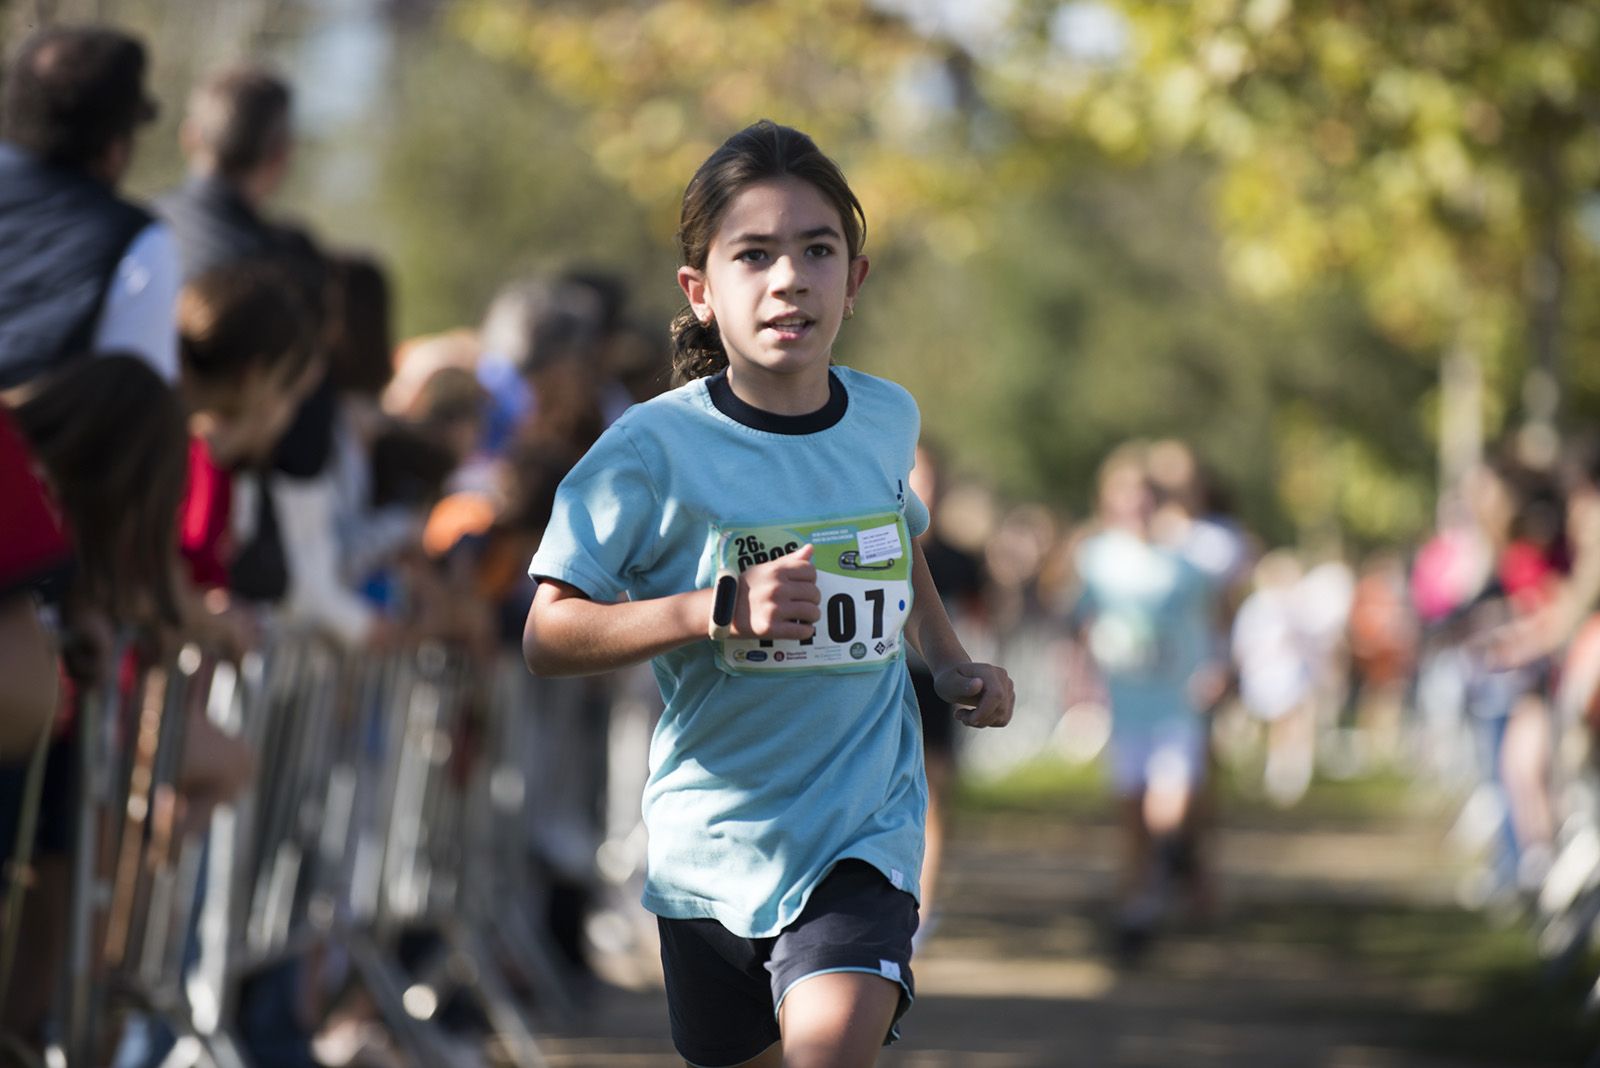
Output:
top-left (530, 791), bottom-right (1598, 1067)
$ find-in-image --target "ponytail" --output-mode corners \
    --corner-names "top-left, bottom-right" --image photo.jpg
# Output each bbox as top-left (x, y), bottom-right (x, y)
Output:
top-left (669, 305), bottom-right (728, 384)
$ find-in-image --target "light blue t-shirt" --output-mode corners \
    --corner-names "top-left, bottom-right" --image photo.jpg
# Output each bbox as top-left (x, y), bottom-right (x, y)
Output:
top-left (1074, 528), bottom-right (1214, 728)
top-left (528, 366), bottom-right (931, 937)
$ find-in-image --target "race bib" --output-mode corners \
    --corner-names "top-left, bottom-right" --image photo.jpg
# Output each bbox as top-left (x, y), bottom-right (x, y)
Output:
top-left (714, 511), bottom-right (914, 675)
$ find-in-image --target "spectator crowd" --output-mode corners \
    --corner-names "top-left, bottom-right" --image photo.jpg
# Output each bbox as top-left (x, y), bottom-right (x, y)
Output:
top-left (0, 24), bottom-right (671, 1066)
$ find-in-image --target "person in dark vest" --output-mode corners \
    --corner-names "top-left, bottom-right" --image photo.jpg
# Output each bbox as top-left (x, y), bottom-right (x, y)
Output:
top-left (0, 26), bottom-right (180, 389)
top-left (158, 64), bottom-right (334, 480)
top-left (159, 63), bottom-right (344, 614)
top-left (158, 63), bottom-right (323, 292)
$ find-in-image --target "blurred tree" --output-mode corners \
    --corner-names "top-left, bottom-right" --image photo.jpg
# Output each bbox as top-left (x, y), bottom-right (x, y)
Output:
top-left (450, 0), bottom-right (1007, 248)
top-left (456, 0), bottom-right (1521, 541)
top-left (1008, 0), bottom-right (1600, 490)
top-left (359, 31), bottom-right (680, 339)
top-left (856, 147), bottom-right (1434, 544)
top-left (23, 0), bottom-right (1582, 544)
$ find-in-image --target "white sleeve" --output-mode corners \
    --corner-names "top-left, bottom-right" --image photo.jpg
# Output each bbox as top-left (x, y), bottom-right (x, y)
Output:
top-left (271, 472), bottom-right (377, 649)
top-left (91, 221), bottom-right (181, 383)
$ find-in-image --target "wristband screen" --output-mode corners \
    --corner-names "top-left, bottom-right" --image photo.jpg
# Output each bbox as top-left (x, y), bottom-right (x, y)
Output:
top-left (711, 572), bottom-right (738, 628)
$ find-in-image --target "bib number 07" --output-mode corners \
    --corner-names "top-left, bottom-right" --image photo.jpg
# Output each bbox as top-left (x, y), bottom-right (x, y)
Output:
top-left (714, 511), bottom-right (913, 675)
top-left (821, 588), bottom-right (884, 644)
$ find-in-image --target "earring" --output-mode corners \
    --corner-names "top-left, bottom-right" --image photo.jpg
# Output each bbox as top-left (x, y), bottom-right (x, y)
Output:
top-left (843, 304), bottom-right (855, 320)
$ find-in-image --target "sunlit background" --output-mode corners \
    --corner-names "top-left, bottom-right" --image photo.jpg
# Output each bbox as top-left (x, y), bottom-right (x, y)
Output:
top-left (13, 0), bottom-right (1597, 547)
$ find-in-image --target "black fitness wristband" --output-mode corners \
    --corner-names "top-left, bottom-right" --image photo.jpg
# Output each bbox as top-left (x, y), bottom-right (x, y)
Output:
top-left (709, 570), bottom-right (737, 640)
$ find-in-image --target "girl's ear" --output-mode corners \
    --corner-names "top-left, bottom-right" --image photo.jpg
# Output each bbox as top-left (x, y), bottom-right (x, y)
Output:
top-left (845, 255), bottom-right (870, 303)
top-left (678, 266), bottom-right (712, 323)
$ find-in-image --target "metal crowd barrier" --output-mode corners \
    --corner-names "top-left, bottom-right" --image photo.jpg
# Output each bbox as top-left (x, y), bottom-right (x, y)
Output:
top-left (39, 629), bottom-right (618, 1068)
top-left (10, 610), bottom-right (1176, 1067)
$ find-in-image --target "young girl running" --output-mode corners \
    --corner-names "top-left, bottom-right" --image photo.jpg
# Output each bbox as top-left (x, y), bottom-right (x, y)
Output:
top-left (523, 121), bottom-right (1014, 1068)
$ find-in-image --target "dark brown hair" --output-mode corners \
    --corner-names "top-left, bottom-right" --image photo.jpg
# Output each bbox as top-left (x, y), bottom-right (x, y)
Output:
top-left (179, 260), bottom-right (317, 386)
top-left (1, 26), bottom-right (158, 168)
top-left (14, 355), bottom-right (186, 624)
top-left (671, 121), bottom-right (866, 383)
top-left (323, 254), bottom-right (393, 397)
top-left (184, 64), bottom-right (291, 180)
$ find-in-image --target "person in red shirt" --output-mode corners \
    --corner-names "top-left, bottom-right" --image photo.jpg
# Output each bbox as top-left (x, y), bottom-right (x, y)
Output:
top-left (2, 354), bottom-right (187, 1044)
top-left (176, 262), bottom-right (321, 563)
top-left (0, 403), bottom-right (72, 758)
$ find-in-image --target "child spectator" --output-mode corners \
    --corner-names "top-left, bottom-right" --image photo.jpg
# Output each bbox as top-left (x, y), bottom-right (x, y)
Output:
top-left (2, 355), bottom-right (187, 1046)
top-left (175, 260), bottom-right (321, 626)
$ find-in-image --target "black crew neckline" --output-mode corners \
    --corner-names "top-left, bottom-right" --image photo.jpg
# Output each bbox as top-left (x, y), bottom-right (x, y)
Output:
top-left (707, 369), bottom-right (848, 435)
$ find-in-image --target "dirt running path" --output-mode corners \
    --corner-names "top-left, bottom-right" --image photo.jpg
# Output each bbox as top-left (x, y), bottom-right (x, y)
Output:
top-left (526, 798), bottom-right (1584, 1067)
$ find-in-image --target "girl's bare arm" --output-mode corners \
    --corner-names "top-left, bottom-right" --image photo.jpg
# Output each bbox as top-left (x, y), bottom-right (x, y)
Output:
top-left (523, 545), bottom-right (822, 677)
top-left (905, 539), bottom-right (1015, 728)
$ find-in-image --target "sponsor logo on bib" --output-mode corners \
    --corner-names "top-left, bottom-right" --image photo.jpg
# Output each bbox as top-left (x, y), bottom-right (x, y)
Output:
top-left (712, 510), bottom-right (914, 675)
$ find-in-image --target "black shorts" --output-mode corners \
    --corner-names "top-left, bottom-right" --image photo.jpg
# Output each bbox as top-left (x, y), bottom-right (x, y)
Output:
top-left (657, 859), bottom-right (918, 1068)
top-left (912, 667), bottom-right (955, 758)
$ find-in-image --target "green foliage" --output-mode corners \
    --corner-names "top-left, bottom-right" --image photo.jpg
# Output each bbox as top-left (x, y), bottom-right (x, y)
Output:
top-left (451, 0), bottom-right (991, 247)
top-left (450, 0), bottom-right (1600, 541)
top-left (1069, 1), bottom-right (1596, 353)
top-left (1021, 0), bottom-right (1600, 527)
top-left (854, 149), bottom-right (1433, 541)
top-left (54, 0), bottom-right (1595, 543)
top-left (360, 34), bottom-right (679, 339)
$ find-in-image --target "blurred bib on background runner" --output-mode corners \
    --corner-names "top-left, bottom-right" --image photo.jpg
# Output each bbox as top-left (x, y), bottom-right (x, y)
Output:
top-left (714, 511), bottom-right (914, 675)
